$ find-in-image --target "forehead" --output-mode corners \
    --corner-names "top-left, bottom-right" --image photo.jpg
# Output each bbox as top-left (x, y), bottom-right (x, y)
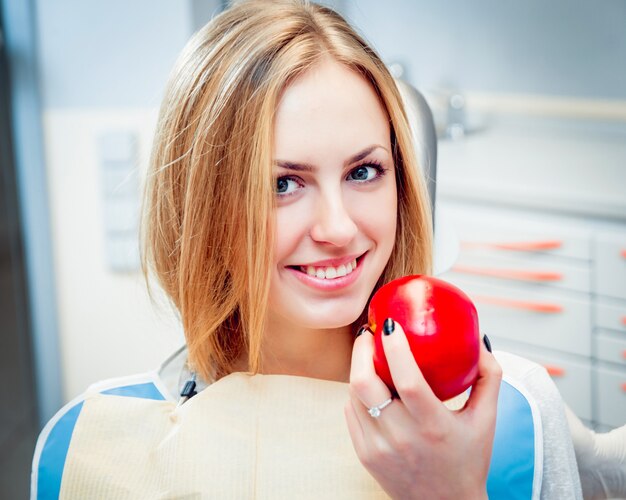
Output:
top-left (273, 58), bottom-right (391, 163)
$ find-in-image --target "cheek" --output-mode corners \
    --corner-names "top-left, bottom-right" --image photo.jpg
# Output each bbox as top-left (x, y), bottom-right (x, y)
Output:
top-left (352, 182), bottom-right (398, 247)
top-left (273, 203), bottom-right (309, 264)
top-left (378, 183), bottom-right (398, 231)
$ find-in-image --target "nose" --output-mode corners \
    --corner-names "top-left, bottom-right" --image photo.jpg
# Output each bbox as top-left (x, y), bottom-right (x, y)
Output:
top-left (309, 191), bottom-right (358, 247)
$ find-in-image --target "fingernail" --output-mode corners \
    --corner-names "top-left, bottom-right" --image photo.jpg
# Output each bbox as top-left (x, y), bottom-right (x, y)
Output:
top-left (356, 326), bottom-right (366, 337)
top-left (383, 318), bottom-right (395, 336)
top-left (483, 334), bottom-right (492, 353)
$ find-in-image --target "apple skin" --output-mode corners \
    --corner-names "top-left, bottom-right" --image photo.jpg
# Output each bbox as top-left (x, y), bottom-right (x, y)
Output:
top-left (368, 275), bottom-right (480, 402)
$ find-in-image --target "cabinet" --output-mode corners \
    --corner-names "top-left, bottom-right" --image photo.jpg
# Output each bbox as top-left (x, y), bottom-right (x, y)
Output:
top-left (439, 200), bottom-right (626, 429)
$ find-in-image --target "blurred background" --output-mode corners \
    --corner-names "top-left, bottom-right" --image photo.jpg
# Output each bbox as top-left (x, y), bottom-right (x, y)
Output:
top-left (2, 0), bottom-right (625, 497)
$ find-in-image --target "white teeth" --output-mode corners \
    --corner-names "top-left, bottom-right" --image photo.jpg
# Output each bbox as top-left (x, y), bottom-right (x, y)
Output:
top-left (300, 259), bottom-right (359, 280)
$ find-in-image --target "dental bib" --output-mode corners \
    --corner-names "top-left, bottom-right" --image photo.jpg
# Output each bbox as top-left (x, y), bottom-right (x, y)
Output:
top-left (59, 373), bottom-right (387, 499)
top-left (48, 371), bottom-right (540, 499)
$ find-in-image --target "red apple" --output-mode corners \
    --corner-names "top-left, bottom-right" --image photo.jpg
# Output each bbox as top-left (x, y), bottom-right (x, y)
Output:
top-left (368, 275), bottom-right (480, 401)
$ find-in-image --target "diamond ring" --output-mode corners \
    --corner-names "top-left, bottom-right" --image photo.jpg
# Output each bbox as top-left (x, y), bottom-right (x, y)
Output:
top-left (367, 397), bottom-right (393, 418)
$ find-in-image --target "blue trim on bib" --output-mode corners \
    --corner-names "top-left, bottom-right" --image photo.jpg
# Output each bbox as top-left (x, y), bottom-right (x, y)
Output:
top-left (36, 382), bottom-right (165, 499)
top-left (487, 381), bottom-right (536, 500)
top-left (102, 382), bottom-right (166, 401)
top-left (36, 401), bottom-right (84, 500)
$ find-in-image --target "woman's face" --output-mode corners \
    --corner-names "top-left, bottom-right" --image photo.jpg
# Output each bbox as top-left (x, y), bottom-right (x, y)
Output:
top-left (268, 57), bottom-right (397, 331)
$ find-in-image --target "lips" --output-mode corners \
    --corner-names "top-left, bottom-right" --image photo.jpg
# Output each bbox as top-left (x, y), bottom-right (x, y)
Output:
top-left (287, 253), bottom-right (365, 278)
top-left (286, 253), bottom-right (367, 291)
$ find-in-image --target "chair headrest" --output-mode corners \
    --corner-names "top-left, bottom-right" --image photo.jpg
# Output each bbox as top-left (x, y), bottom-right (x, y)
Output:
top-left (394, 79), bottom-right (437, 217)
top-left (395, 79), bottom-right (459, 275)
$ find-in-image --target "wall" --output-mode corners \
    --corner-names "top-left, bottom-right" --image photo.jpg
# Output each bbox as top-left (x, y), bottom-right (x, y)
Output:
top-left (341, 0), bottom-right (626, 100)
top-left (34, 0), bottom-right (213, 401)
top-left (37, 0), bottom-right (195, 109)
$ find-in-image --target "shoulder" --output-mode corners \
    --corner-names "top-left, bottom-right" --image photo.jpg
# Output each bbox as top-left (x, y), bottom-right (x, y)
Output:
top-left (493, 349), bottom-right (565, 425)
top-left (30, 369), bottom-right (175, 500)
top-left (494, 350), bottom-right (549, 382)
top-left (493, 350), bottom-right (583, 500)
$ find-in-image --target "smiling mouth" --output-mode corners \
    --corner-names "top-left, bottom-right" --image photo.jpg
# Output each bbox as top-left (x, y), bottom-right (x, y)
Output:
top-left (287, 254), bottom-right (365, 280)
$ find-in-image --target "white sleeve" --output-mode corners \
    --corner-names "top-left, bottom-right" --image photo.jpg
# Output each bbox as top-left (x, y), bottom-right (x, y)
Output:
top-left (565, 404), bottom-right (626, 499)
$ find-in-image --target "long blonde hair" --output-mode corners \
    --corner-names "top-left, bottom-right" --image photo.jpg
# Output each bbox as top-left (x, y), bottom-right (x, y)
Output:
top-left (141, 0), bottom-right (433, 382)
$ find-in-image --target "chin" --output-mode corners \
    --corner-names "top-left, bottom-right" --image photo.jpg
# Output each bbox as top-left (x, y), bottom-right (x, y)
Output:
top-left (314, 316), bottom-right (361, 330)
top-left (299, 302), bottom-right (367, 330)
top-left (268, 295), bottom-right (364, 331)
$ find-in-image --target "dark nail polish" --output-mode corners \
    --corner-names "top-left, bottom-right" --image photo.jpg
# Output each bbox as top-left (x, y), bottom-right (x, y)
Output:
top-left (483, 334), bottom-right (492, 353)
top-left (356, 326), bottom-right (366, 337)
top-left (383, 318), bottom-right (395, 336)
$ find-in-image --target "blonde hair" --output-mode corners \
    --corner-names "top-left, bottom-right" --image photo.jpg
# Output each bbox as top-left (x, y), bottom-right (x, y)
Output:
top-left (141, 0), bottom-right (433, 382)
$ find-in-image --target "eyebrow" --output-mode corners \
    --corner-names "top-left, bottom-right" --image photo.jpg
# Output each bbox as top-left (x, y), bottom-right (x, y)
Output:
top-left (274, 145), bottom-right (388, 172)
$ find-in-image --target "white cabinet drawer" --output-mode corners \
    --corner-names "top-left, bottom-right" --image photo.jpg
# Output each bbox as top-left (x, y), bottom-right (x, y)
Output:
top-left (452, 251), bottom-right (590, 294)
top-left (442, 275), bottom-right (592, 357)
top-left (493, 343), bottom-right (592, 422)
top-left (596, 366), bottom-right (626, 428)
top-left (444, 203), bottom-right (592, 261)
top-left (595, 300), bottom-right (626, 333)
top-left (595, 332), bottom-right (626, 366)
top-left (594, 232), bottom-right (626, 301)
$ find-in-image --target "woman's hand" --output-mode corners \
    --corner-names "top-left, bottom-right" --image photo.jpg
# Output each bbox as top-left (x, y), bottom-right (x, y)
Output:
top-left (344, 319), bottom-right (502, 500)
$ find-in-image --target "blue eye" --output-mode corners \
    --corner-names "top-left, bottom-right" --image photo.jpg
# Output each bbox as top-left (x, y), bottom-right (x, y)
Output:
top-left (348, 163), bottom-right (386, 183)
top-left (276, 177), bottom-right (301, 196)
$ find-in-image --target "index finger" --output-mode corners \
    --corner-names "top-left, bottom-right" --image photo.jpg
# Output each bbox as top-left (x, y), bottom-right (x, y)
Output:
top-left (381, 318), bottom-right (446, 422)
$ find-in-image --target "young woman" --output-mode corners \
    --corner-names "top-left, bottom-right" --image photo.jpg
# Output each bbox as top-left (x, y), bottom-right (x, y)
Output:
top-left (140, 1), bottom-right (501, 496)
top-left (32, 1), bottom-right (604, 498)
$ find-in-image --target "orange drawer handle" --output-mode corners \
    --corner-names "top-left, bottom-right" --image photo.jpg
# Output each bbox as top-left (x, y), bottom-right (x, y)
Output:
top-left (622, 316), bottom-right (626, 326)
top-left (453, 265), bottom-right (563, 282)
top-left (544, 364), bottom-right (566, 377)
top-left (623, 350), bottom-right (626, 360)
top-left (462, 240), bottom-right (563, 252)
top-left (473, 294), bottom-right (563, 313)
top-left (621, 249), bottom-right (626, 259)
top-left (622, 383), bottom-right (626, 393)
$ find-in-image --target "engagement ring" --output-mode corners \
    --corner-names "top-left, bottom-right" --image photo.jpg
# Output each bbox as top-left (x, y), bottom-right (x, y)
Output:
top-left (367, 397), bottom-right (393, 418)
